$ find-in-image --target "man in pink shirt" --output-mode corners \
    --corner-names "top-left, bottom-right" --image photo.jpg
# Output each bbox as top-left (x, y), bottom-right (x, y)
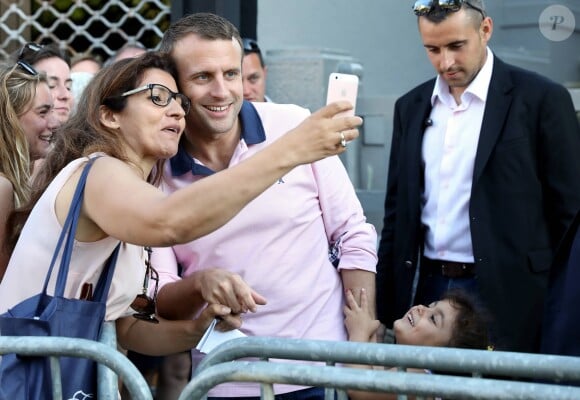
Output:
top-left (153, 13), bottom-right (377, 400)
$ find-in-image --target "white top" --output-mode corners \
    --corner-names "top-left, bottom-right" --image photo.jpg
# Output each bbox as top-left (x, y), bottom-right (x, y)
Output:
top-left (0, 156), bottom-right (146, 321)
top-left (421, 48), bottom-right (494, 262)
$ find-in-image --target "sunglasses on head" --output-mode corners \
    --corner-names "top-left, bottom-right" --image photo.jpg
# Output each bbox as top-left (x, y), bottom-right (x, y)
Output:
top-left (18, 42), bottom-right (43, 60)
top-left (16, 60), bottom-right (38, 76)
top-left (413, 0), bottom-right (485, 19)
top-left (16, 42), bottom-right (42, 76)
top-left (131, 247), bottom-right (159, 324)
top-left (242, 38), bottom-right (261, 54)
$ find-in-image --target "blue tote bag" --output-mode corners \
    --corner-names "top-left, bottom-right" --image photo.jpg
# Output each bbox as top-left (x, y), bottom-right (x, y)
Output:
top-left (0, 157), bottom-right (120, 399)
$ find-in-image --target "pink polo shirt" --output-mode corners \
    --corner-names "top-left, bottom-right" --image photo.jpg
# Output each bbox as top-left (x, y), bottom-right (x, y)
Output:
top-left (153, 101), bottom-right (377, 396)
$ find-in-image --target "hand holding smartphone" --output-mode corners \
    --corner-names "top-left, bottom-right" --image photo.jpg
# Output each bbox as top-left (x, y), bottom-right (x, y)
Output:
top-left (325, 73), bottom-right (359, 118)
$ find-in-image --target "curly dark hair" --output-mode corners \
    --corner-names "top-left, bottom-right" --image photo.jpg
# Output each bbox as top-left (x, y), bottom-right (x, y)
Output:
top-left (442, 289), bottom-right (491, 350)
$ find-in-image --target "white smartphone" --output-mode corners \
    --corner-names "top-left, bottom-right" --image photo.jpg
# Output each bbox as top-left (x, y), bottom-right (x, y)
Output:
top-left (325, 73), bottom-right (359, 117)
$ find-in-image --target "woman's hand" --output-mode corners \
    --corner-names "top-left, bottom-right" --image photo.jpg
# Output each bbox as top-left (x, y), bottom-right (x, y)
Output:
top-left (280, 101), bottom-right (363, 166)
top-left (195, 302), bottom-right (242, 332)
top-left (197, 268), bottom-right (267, 315)
top-left (116, 303), bottom-right (239, 356)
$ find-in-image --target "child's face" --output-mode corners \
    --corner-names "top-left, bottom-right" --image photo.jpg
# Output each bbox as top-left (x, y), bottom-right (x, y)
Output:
top-left (393, 299), bottom-right (458, 347)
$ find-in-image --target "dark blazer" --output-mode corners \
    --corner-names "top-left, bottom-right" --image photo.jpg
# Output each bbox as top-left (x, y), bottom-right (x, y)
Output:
top-left (541, 209), bottom-right (580, 356)
top-left (376, 56), bottom-right (580, 352)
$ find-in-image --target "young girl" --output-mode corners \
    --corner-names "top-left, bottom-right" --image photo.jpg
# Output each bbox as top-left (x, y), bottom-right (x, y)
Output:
top-left (344, 288), bottom-right (490, 400)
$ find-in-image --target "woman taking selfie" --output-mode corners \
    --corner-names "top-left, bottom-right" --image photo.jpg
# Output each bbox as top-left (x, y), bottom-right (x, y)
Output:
top-left (0, 52), bottom-right (362, 354)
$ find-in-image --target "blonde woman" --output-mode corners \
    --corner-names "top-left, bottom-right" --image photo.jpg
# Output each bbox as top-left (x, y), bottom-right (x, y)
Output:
top-left (0, 61), bottom-right (58, 280)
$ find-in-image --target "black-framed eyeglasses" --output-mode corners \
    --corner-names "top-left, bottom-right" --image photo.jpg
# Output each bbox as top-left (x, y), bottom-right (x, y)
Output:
top-left (16, 60), bottom-right (38, 76)
top-left (413, 0), bottom-right (485, 19)
top-left (131, 247), bottom-right (159, 324)
top-left (242, 38), bottom-right (261, 54)
top-left (18, 42), bottom-right (43, 61)
top-left (121, 83), bottom-right (191, 114)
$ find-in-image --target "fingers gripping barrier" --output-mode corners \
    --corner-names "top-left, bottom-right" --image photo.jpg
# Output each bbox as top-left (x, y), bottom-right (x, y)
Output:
top-left (185, 337), bottom-right (580, 400)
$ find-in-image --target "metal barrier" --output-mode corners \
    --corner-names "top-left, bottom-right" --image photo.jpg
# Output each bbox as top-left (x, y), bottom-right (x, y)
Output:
top-left (0, 334), bottom-right (152, 400)
top-left (182, 337), bottom-right (580, 400)
top-left (183, 361), bottom-right (580, 400)
top-left (97, 321), bottom-right (122, 399)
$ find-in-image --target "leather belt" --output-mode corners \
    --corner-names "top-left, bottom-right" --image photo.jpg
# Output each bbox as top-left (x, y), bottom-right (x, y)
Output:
top-left (421, 257), bottom-right (476, 278)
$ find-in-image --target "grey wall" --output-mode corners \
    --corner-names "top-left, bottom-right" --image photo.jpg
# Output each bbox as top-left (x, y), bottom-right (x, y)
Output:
top-left (257, 0), bottom-right (434, 97)
top-left (256, 0), bottom-right (579, 232)
top-left (257, 0), bottom-right (579, 96)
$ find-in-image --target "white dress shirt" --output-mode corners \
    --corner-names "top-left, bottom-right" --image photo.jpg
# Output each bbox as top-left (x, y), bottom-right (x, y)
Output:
top-left (421, 48), bottom-right (494, 262)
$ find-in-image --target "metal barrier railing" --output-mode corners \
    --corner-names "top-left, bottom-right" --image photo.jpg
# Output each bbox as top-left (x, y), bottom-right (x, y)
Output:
top-left (0, 335), bottom-right (153, 400)
top-left (185, 337), bottom-right (580, 400)
top-left (182, 360), bottom-right (580, 400)
top-left (97, 321), bottom-right (122, 399)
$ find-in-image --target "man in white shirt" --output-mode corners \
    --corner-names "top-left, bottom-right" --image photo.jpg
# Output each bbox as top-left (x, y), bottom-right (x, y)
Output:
top-left (376, 0), bottom-right (580, 353)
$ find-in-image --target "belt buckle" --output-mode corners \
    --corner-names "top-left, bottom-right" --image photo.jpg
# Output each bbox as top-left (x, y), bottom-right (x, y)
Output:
top-left (441, 262), bottom-right (470, 278)
top-left (441, 262), bottom-right (457, 278)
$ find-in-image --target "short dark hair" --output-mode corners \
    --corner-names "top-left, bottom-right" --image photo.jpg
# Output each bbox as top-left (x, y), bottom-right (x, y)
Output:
top-left (15, 42), bottom-right (71, 67)
top-left (442, 289), bottom-right (491, 350)
top-left (242, 38), bottom-right (265, 68)
top-left (159, 12), bottom-right (242, 56)
top-left (419, 0), bottom-right (486, 26)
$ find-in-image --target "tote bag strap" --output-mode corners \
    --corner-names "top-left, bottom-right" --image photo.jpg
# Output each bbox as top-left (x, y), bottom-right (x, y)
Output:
top-left (42, 157), bottom-right (96, 295)
top-left (40, 157), bottom-right (119, 304)
top-left (91, 243), bottom-right (120, 303)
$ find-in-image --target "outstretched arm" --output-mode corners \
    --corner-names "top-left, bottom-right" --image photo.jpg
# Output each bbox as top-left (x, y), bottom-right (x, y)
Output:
top-left (81, 102), bottom-right (363, 247)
